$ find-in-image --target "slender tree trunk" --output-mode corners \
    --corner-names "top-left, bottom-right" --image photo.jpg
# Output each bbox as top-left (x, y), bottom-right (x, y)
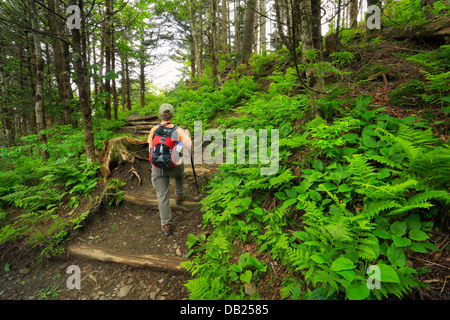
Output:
top-left (70, 0), bottom-right (96, 163)
top-left (241, 0), bottom-right (256, 64)
top-left (210, 0), bottom-right (219, 81)
top-left (188, 0), bottom-right (200, 78)
top-left (47, 0), bottom-right (71, 126)
top-left (112, 25), bottom-right (118, 120)
top-left (121, 53), bottom-right (126, 111)
top-left (300, 0), bottom-right (314, 60)
top-left (0, 29), bottom-right (14, 147)
top-left (125, 57), bottom-right (131, 110)
top-left (234, 0), bottom-right (241, 53)
top-left (221, 0), bottom-right (228, 53)
top-left (29, 0), bottom-right (49, 161)
top-left (260, 0), bottom-right (266, 52)
top-left (350, 0), bottom-right (358, 29)
top-left (140, 59), bottom-right (145, 108)
top-left (104, 0), bottom-right (112, 119)
top-left (311, 0), bottom-right (323, 53)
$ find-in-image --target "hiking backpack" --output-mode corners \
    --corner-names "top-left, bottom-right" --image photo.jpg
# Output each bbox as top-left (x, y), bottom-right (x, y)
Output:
top-left (149, 123), bottom-right (181, 170)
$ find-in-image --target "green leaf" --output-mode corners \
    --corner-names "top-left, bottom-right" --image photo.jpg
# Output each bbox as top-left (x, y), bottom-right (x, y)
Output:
top-left (377, 264), bottom-right (400, 283)
top-left (282, 198), bottom-right (298, 208)
top-left (373, 228), bottom-right (391, 240)
top-left (4, 263), bottom-right (10, 272)
top-left (409, 229), bottom-right (430, 241)
top-left (390, 221), bottom-right (407, 236)
top-left (331, 257), bottom-right (355, 272)
top-left (230, 264), bottom-right (243, 273)
top-left (309, 190), bottom-right (322, 202)
top-left (421, 241), bottom-right (439, 251)
top-left (409, 242), bottom-right (428, 253)
top-left (387, 244), bottom-right (406, 267)
top-left (317, 182), bottom-right (337, 191)
top-left (338, 184), bottom-right (353, 193)
top-left (346, 282), bottom-right (370, 300)
top-left (405, 214), bottom-right (421, 230)
top-left (337, 270), bottom-right (356, 282)
top-left (311, 254), bottom-right (327, 264)
top-left (240, 270), bottom-right (252, 284)
top-left (392, 235), bottom-right (411, 247)
top-left (362, 134), bottom-right (377, 148)
top-left (312, 159), bottom-right (324, 171)
top-left (292, 284), bottom-right (301, 300)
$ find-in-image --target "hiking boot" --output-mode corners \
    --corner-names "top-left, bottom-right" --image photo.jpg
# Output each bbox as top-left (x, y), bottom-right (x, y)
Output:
top-left (176, 194), bottom-right (184, 205)
top-left (161, 224), bottom-right (173, 236)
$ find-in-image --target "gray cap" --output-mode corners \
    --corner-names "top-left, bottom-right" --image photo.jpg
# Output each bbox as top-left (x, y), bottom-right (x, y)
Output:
top-left (159, 103), bottom-right (174, 115)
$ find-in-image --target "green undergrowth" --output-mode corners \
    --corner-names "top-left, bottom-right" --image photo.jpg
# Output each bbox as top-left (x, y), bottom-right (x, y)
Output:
top-left (182, 93), bottom-right (449, 300)
top-left (178, 44), bottom-right (450, 300)
top-left (0, 122), bottom-right (124, 256)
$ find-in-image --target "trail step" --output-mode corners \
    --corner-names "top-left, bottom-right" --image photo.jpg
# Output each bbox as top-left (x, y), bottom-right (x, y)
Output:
top-left (67, 244), bottom-right (187, 273)
top-left (122, 192), bottom-right (201, 211)
top-left (126, 114), bottom-right (158, 122)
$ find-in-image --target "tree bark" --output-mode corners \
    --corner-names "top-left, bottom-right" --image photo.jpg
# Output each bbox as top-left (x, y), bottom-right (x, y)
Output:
top-left (67, 244), bottom-right (188, 273)
top-left (111, 24), bottom-right (118, 120)
top-left (259, 0), bottom-right (267, 52)
top-left (188, 0), bottom-right (200, 78)
top-left (0, 32), bottom-right (14, 147)
top-left (241, 0), bottom-right (257, 64)
top-left (126, 56), bottom-right (132, 110)
top-left (104, 0), bottom-right (112, 120)
top-left (29, 0), bottom-right (49, 161)
top-left (70, 0), bottom-right (96, 163)
top-left (350, 0), bottom-right (358, 29)
top-left (47, 0), bottom-right (71, 126)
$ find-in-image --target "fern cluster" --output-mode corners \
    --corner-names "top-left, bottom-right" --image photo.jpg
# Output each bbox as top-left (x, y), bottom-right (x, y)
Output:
top-left (183, 93), bottom-right (449, 300)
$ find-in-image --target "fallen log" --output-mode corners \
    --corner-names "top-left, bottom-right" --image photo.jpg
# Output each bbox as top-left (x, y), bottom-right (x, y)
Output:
top-left (123, 121), bottom-right (159, 127)
top-left (67, 244), bottom-right (188, 273)
top-left (127, 114), bottom-right (158, 122)
top-left (374, 16), bottom-right (450, 41)
top-left (122, 192), bottom-right (201, 211)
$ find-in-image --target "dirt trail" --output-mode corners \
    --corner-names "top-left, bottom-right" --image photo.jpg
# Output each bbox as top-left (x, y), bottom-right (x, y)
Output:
top-left (0, 115), bottom-right (214, 300)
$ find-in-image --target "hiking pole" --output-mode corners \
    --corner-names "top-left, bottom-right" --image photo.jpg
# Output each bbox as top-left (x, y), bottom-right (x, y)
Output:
top-left (183, 126), bottom-right (200, 194)
top-left (190, 149), bottom-right (200, 194)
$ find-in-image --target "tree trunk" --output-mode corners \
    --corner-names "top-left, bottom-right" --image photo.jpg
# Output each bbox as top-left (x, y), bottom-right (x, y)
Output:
top-left (70, 0), bottom-right (96, 163)
top-left (260, 0), bottom-right (267, 52)
top-left (221, 0), bottom-right (228, 53)
top-left (188, 0), bottom-right (200, 78)
top-left (29, 0), bottom-right (49, 161)
top-left (126, 57), bottom-right (131, 110)
top-left (111, 24), bottom-right (118, 120)
top-left (67, 244), bottom-right (188, 273)
top-left (104, 0), bottom-right (112, 120)
top-left (241, 0), bottom-right (257, 64)
top-left (121, 54), bottom-right (126, 111)
top-left (140, 59), bottom-right (145, 108)
top-left (234, 0), bottom-right (241, 53)
top-left (47, 0), bottom-right (71, 126)
top-left (311, 0), bottom-right (323, 53)
top-left (350, 0), bottom-right (358, 29)
top-left (209, 0), bottom-right (219, 81)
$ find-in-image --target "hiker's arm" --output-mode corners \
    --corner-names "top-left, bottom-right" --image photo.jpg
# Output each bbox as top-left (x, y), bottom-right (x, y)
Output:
top-left (179, 127), bottom-right (192, 151)
top-left (148, 127), bottom-right (156, 152)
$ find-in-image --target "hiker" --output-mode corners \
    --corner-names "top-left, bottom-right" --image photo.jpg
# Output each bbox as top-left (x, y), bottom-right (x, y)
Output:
top-left (148, 103), bottom-right (192, 236)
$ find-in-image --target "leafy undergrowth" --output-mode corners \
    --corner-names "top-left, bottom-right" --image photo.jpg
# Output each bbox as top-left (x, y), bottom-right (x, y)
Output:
top-left (0, 121), bottom-right (125, 259)
top-left (178, 43), bottom-right (449, 300)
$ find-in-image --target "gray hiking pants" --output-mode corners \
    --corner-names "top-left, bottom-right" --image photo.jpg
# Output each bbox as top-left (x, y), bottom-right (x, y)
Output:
top-left (151, 163), bottom-right (184, 226)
